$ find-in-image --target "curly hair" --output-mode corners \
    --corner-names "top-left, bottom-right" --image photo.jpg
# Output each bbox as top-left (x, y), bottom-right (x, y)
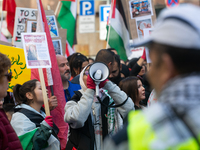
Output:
top-left (0, 53), bottom-right (11, 80)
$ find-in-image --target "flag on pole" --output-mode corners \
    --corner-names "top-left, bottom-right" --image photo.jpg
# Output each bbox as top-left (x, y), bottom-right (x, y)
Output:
top-left (32, 0), bottom-right (68, 149)
top-left (2, 0), bottom-right (16, 36)
top-left (106, 0), bottom-right (131, 61)
top-left (57, 0), bottom-right (77, 57)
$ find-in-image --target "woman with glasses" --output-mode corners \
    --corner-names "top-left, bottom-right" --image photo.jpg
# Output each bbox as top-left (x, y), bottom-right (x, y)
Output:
top-left (64, 64), bottom-right (134, 150)
top-left (0, 52), bottom-right (23, 150)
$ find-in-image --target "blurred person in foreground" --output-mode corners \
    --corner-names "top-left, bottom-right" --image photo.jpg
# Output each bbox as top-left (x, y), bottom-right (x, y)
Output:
top-left (104, 4), bottom-right (200, 149)
top-left (0, 52), bottom-right (23, 149)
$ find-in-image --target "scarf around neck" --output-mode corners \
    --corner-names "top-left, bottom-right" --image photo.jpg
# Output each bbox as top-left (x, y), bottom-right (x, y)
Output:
top-left (159, 73), bottom-right (200, 106)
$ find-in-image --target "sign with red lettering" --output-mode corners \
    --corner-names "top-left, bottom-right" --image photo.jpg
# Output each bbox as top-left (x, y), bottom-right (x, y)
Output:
top-left (128, 46), bottom-right (144, 60)
top-left (21, 32), bottom-right (51, 68)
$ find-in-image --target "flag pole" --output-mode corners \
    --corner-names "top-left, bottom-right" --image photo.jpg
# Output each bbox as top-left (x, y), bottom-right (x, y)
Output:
top-left (55, 1), bottom-right (61, 16)
top-left (106, 0), bottom-right (114, 49)
top-left (36, 0), bottom-right (50, 116)
top-left (38, 68), bottom-right (50, 116)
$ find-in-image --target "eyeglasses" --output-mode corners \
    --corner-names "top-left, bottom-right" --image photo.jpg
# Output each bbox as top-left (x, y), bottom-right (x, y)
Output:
top-left (84, 70), bottom-right (89, 76)
top-left (4, 72), bottom-right (12, 82)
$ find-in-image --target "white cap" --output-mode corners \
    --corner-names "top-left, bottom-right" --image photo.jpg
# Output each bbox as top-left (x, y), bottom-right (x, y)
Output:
top-left (132, 4), bottom-right (200, 49)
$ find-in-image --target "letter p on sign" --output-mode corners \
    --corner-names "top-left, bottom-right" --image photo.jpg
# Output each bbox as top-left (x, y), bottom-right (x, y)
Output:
top-left (83, 2), bottom-right (92, 15)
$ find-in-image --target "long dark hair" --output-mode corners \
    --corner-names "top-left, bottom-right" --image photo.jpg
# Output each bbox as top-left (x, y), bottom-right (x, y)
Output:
top-left (13, 79), bottom-right (38, 105)
top-left (69, 53), bottom-right (88, 77)
top-left (119, 76), bottom-right (139, 104)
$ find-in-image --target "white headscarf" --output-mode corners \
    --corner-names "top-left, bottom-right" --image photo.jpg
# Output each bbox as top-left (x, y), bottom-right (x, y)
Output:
top-left (79, 64), bottom-right (92, 92)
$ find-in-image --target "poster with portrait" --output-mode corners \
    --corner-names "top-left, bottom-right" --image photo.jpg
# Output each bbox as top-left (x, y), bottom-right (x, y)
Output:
top-left (26, 20), bottom-right (37, 33)
top-left (21, 33), bottom-right (51, 68)
top-left (52, 39), bottom-right (63, 55)
top-left (129, 0), bottom-right (153, 19)
top-left (136, 16), bottom-right (152, 39)
top-left (46, 15), bottom-right (59, 38)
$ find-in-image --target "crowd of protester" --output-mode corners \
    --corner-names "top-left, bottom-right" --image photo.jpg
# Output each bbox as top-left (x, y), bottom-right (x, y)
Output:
top-left (1, 3), bottom-right (200, 150)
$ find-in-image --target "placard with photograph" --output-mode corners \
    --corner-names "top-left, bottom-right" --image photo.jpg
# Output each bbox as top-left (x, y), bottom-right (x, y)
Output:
top-left (129, 0), bottom-right (153, 19)
top-left (27, 20), bottom-right (37, 33)
top-left (46, 15), bottom-right (59, 38)
top-left (21, 32), bottom-right (51, 68)
top-left (52, 39), bottom-right (63, 55)
top-left (143, 28), bottom-right (153, 38)
top-left (136, 16), bottom-right (152, 39)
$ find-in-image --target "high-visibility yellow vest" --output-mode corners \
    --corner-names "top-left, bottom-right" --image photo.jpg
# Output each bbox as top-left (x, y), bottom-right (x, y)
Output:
top-left (127, 110), bottom-right (199, 150)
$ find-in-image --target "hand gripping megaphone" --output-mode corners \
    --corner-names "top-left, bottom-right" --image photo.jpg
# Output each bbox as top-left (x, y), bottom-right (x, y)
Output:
top-left (89, 62), bottom-right (109, 96)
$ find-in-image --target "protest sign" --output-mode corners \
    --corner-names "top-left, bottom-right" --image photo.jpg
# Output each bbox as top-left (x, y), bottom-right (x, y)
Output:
top-left (46, 15), bottom-right (59, 38)
top-left (0, 44), bottom-right (31, 92)
top-left (166, 0), bottom-right (179, 8)
top-left (121, 0), bottom-right (156, 40)
top-left (129, 0), bottom-right (153, 19)
top-left (21, 32), bottom-right (51, 69)
top-left (52, 39), bottom-right (63, 55)
top-left (136, 16), bottom-right (152, 39)
top-left (128, 46), bottom-right (144, 60)
top-left (13, 7), bottom-right (37, 48)
top-left (143, 28), bottom-right (153, 38)
top-left (26, 20), bottom-right (37, 33)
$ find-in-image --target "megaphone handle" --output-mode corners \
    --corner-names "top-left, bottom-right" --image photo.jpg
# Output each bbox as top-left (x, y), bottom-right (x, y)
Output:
top-left (95, 84), bottom-right (99, 97)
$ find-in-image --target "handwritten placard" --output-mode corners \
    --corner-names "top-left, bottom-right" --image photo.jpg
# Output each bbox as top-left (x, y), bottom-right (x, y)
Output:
top-left (13, 7), bottom-right (37, 48)
top-left (0, 44), bottom-right (31, 92)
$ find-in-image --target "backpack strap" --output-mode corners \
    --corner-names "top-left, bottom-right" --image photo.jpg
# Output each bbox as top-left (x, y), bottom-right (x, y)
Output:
top-left (70, 91), bottom-right (83, 102)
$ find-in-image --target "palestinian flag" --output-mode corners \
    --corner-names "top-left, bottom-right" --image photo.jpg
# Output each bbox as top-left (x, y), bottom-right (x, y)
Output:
top-left (57, 0), bottom-right (77, 57)
top-left (106, 0), bottom-right (131, 61)
top-left (18, 129), bottom-right (38, 150)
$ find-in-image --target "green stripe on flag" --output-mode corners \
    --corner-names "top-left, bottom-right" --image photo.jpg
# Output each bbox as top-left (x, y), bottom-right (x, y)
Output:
top-left (58, 1), bottom-right (76, 47)
top-left (107, 26), bottom-right (127, 61)
top-left (18, 128), bottom-right (38, 150)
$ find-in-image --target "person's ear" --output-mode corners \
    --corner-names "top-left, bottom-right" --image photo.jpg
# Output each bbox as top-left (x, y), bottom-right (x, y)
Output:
top-left (107, 62), bottom-right (113, 71)
top-left (162, 53), bottom-right (177, 80)
top-left (120, 64), bottom-right (122, 71)
top-left (26, 92), bottom-right (33, 100)
top-left (107, 62), bottom-right (112, 67)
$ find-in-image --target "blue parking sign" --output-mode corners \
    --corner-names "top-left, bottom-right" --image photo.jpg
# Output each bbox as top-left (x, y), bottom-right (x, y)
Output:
top-left (99, 5), bottom-right (110, 22)
top-left (80, 0), bottom-right (95, 16)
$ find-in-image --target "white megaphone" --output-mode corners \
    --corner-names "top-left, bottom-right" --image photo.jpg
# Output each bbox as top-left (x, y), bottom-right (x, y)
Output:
top-left (89, 62), bottom-right (109, 96)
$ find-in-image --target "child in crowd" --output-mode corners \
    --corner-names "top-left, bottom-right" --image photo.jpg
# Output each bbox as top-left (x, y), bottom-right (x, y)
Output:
top-left (11, 79), bottom-right (60, 150)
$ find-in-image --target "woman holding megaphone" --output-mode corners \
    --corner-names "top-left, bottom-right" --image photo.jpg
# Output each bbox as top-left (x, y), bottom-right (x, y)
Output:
top-left (64, 63), bottom-right (134, 150)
